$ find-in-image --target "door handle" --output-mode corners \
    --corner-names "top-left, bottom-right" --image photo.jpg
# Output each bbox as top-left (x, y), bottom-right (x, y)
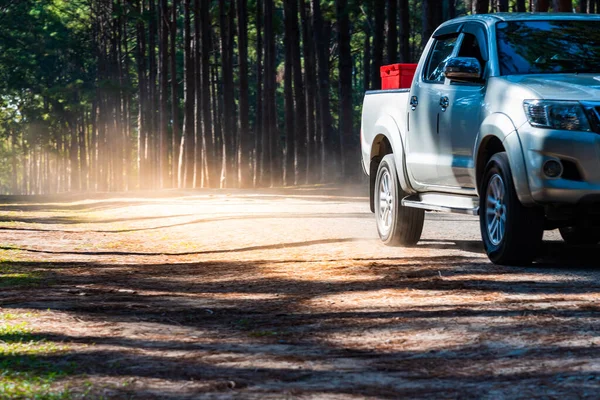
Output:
top-left (439, 96), bottom-right (449, 112)
top-left (410, 96), bottom-right (418, 111)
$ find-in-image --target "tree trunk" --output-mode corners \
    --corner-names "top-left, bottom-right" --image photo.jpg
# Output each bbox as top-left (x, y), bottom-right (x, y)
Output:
top-left (371, 0), bottom-right (385, 89)
top-left (399, 0), bottom-right (410, 62)
top-left (70, 122), bottom-right (79, 191)
top-left (120, 0), bottom-right (129, 191)
top-left (219, 0), bottom-right (237, 187)
top-left (200, 0), bottom-right (214, 187)
top-left (291, 0), bottom-right (307, 184)
top-left (135, 0), bottom-right (147, 189)
top-left (553, 0), bottom-right (572, 10)
top-left (516, 0), bottom-right (527, 11)
top-left (255, 0), bottom-right (264, 186)
top-left (79, 115), bottom-right (88, 191)
top-left (121, 0), bottom-right (132, 191)
top-left (337, 0), bottom-right (352, 177)
top-left (237, 0), bottom-right (250, 187)
top-left (498, 0), bottom-right (509, 11)
top-left (10, 130), bottom-right (18, 194)
top-left (283, 0), bottom-right (296, 185)
top-left (363, 19), bottom-right (371, 92)
top-left (21, 136), bottom-right (28, 194)
top-left (90, 102), bottom-right (98, 191)
top-left (264, 0), bottom-right (280, 186)
top-left (159, 0), bottom-right (169, 188)
top-left (148, 0), bottom-right (158, 187)
top-left (300, 0), bottom-right (318, 183)
top-left (170, 0), bottom-right (180, 187)
top-left (211, 63), bottom-right (223, 186)
top-left (312, 0), bottom-right (332, 182)
top-left (447, 0), bottom-right (456, 18)
top-left (472, 0), bottom-right (490, 13)
top-left (194, 0), bottom-right (202, 188)
top-left (423, 0), bottom-right (443, 44)
top-left (532, 0), bottom-right (550, 11)
top-left (387, 0), bottom-right (398, 63)
top-left (180, 0), bottom-right (195, 188)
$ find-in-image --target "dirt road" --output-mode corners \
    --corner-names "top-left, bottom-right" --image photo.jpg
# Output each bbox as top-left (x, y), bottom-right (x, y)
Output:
top-left (1, 186), bottom-right (600, 399)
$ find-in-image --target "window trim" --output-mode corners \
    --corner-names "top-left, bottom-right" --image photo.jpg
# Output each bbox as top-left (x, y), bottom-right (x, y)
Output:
top-left (422, 33), bottom-right (461, 85)
top-left (453, 32), bottom-right (488, 85)
top-left (462, 22), bottom-right (489, 62)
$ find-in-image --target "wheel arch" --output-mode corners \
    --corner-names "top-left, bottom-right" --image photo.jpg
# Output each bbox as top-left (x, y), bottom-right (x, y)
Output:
top-left (475, 135), bottom-right (505, 194)
top-left (369, 134), bottom-right (393, 213)
top-left (368, 115), bottom-right (413, 212)
top-left (475, 113), bottom-right (534, 205)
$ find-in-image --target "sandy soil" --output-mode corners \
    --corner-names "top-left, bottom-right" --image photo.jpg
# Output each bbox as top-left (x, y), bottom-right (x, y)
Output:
top-left (2, 185), bottom-right (600, 399)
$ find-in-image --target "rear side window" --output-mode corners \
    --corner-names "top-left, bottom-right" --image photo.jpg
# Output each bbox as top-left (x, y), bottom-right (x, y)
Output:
top-left (424, 35), bottom-right (459, 83)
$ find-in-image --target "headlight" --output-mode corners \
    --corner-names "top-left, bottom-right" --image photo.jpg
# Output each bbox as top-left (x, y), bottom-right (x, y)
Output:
top-left (523, 100), bottom-right (591, 132)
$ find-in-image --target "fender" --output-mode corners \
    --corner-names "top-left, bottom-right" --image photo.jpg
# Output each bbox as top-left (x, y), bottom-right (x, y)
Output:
top-left (371, 114), bottom-right (415, 195)
top-left (475, 113), bottom-right (534, 205)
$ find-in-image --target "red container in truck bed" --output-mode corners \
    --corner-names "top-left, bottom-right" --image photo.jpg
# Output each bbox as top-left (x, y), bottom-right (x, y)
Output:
top-left (380, 63), bottom-right (417, 89)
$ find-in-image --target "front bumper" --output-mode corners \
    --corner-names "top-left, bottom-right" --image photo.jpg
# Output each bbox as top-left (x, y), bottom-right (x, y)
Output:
top-left (519, 124), bottom-right (600, 204)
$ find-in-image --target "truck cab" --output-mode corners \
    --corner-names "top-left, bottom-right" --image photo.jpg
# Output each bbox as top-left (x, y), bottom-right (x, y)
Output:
top-left (361, 13), bottom-right (600, 265)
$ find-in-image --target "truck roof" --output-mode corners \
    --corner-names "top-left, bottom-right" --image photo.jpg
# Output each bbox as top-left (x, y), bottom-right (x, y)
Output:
top-left (438, 12), bottom-right (600, 30)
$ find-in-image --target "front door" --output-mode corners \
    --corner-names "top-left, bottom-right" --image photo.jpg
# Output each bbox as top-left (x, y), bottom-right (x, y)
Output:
top-left (406, 34), bottom-right (459, 187)
top-left (438, 29), bottom-right (488, 189)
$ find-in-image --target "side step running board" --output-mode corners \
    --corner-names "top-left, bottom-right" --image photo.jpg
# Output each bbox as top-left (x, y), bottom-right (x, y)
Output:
top-left (402, 193), bottom-right (479, 215)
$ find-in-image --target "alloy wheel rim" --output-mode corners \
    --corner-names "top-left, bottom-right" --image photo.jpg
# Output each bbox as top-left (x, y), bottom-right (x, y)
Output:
top-left (378, 169), bottom-right (394, 235)
top-left (485, 174), bottom-right (507, 246)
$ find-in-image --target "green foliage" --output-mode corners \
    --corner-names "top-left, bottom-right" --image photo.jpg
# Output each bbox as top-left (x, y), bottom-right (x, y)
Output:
top-left (0, 0), bottom-right (94, 187)
top-left (2, 0), bottom-right (582, 192)
top-left (0, 263), bottom-right (41, 288)
top-left (0, 319), bottom-right (74, 399)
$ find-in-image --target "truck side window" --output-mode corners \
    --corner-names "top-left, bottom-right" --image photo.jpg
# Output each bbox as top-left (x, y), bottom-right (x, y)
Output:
top-left (458, 33), bottom-right (486, 72)
top-left (424, 35), bottom-right (458, 83)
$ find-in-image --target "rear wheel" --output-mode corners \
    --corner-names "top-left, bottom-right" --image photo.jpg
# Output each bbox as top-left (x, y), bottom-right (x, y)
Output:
top-left (559, 225), bottom-right (600, 246)
top-left (480, 152), bottom-right (544, 265)
top-left (374, 154), bottom-right (424, 246)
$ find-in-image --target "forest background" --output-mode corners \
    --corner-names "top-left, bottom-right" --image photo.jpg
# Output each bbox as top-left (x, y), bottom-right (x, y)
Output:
top-left (0, 0), bottom-right (592, 194)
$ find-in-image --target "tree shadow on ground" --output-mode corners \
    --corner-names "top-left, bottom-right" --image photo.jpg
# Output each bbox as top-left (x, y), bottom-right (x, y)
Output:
top-left (417, 239), bottom-right (485, 254)
top-left (1, 187), bottom-right (599, 398)
top-left (418, 238), bottom-right (600, 267)
top-left (0, 213), bottom-right (195, 226)
top-left (0, 213), bottom-right (371, 233)
top-left (0, 237), bottom-right (364, 256)
top-left (3, 250), bottom-right (600, 397)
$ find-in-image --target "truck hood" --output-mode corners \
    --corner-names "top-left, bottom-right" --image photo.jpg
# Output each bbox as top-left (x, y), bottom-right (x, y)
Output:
top-left (505, 74), bottom-right (600, 101)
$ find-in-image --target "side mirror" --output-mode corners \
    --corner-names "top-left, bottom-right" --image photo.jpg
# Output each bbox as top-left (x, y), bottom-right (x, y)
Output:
top-left (443, 57), bottom-right (482, 82)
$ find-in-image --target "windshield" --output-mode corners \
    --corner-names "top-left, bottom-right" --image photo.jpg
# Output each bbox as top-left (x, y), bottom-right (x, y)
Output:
top-left (496, 20), bottom-right (600, 75)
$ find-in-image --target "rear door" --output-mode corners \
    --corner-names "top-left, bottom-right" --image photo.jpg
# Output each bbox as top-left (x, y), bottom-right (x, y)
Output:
top-left (406, 33), bottom-right (460, 186)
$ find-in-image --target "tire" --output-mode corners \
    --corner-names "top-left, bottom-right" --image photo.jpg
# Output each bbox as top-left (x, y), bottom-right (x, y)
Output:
top-left (479, 152), bottom-right (544, 265)
top-left (559, 225), bottom-right (600, 246)
top-left (374, 154), bottom-right (424, 246)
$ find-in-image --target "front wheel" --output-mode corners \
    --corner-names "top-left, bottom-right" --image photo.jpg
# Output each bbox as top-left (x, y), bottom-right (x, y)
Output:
top-left (374, 154), bottom-right (424, 246)
top-left (480, 152), bottom-right (544, 265)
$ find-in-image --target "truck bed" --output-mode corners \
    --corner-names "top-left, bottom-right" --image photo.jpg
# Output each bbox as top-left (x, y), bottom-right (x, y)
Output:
top-left (360, 89), bottom-right (410, 176)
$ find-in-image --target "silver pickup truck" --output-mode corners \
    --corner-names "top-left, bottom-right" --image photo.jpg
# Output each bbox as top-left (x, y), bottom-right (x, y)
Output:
top-left (361, 13), bottom-right (600, 265)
